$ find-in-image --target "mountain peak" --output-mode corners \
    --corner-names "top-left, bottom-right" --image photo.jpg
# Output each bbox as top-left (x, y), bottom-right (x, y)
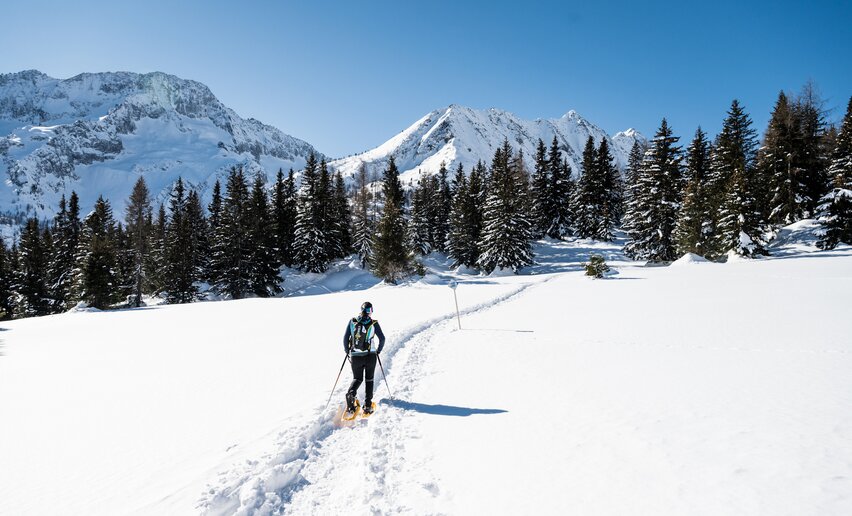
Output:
top-left (0, 70), bottom-right (321, 223)
top-left (330, 105), bottom-right (642, 185)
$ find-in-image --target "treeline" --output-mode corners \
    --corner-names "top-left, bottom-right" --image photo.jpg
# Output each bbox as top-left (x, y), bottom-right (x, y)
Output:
top-left (0, 86), bottom-right (849, 320)
top-left (624, 88), bottom-right (852, 260)
top-left (0, 155), bottom-right (352, 319)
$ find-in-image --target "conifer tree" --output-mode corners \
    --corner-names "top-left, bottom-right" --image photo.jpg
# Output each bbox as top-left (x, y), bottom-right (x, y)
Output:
top-left (15, 218), bottom-right (50, 317)
top-left (124, 177), bottom-right (152, 307)
top-left (146, 204), bottom-right (167, 296)
top-left (329, 171), bottom-right (353, 259)
top-left (674, 127), bottom-right (712, 256)
top-left (246, 175), bottom-right (282, 297)
top-left (573, 136), bottom-right (598, 238)
top-left (113, 223), bottom-right (135, 303)
top-left (162, 178), bottom-right (198, 303)
top-left (547, 137), bottom-right (573, 238)
top-left (477, 141), bottom-right (534, 273)
top-left (382, 155), bottom-right (405, 209)
top-left (623, 119), bottom-right (683, 261)
top-left (817, 96), bottom-right (852, 249)
top-left (351, 164), bottom-right (373, 268)
top-left (317, 158), bottom-right (337, 261)
top-left (371, 156), bottom-right (413, 283)
top-left (294, 153), bottom-right (330, 272)
top-left (530, 139), bottom-right (551, 238)
top-left (272, 169), bottom-right (298, 268)
top-left (49, 192), bottom-right (81, 311)
top-left (759, 91), bottom-right (803, 224)
top-left (595, 138), bottom-right (621, 240)
top-left (206, 180), bottom-right (223, 283)
top-left (0, 239), bottom-right (13, 320)
top-left (73, 196), bottom-right (119, 309)
top-left (709, 100), bottom-right (765, 257)
top-left (794, 81), bottom-right (828, 216)
top-left (446, 163), bottom-right (472, 266)
top-left (409, 171), bottom-right (434, 255)
top-left (185, 190), bottom-right (209, 287)
top-left (434, 163), bottom-right (452, 252)
top-left (213, 166), bottom-right (252, 298)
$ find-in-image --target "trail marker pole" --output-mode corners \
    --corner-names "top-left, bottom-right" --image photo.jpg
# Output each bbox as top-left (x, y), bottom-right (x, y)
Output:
top-left (449, 280), bottom-right (461, 329)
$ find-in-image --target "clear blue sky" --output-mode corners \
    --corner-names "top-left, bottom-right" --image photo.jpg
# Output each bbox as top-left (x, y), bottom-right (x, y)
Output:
top-left (3, 0), bottom-right (850, 157)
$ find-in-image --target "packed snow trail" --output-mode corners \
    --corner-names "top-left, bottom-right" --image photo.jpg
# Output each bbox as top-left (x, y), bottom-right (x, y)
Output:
top-left (198, 278), bottom-right (550, 515)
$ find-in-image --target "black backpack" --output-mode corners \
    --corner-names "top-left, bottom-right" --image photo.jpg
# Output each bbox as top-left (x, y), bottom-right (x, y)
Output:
top-left (350, 317), bottom-right (376, 352)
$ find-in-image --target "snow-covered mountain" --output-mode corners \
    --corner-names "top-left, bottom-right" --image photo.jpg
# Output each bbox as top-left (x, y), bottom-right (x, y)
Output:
top-left (330, 105), bottom-right (645, 185)
top-left (0, 70), bottom-right (322, 223)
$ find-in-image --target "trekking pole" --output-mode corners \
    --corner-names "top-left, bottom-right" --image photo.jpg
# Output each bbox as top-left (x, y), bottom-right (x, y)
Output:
top-left (376, 354), bottom-right (393, 399)
top-left (324, 353), bottom-right (350, 410)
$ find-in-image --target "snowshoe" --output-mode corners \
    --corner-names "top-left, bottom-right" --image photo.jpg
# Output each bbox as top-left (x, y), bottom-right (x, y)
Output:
top-left (361, 401), bottom-right (376, 418)
top-left (342, 399), bottom-right (361, 421)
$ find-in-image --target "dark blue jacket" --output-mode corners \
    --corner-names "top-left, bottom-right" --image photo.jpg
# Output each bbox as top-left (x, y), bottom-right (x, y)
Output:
top-left (343, 316), bottom-right (385, 355)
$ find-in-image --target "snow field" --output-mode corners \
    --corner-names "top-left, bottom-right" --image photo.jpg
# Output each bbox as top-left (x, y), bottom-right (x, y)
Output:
top-left (0, 274), bottom-right (530, 515)
top-left (1, 233), bottom-right (850, 515)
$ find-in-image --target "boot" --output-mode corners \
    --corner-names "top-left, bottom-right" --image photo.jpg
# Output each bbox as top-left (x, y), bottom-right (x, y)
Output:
top-left (345, 392), bottom-right (358, 413)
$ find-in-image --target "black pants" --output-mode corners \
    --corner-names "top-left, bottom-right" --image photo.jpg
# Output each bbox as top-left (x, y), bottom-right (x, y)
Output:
top-left (347, 353), bottom-right (377, 407)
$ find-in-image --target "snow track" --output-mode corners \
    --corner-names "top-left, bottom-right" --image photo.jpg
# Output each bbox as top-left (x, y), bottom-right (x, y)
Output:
top-left (199, 280), bottom-right (546, 515)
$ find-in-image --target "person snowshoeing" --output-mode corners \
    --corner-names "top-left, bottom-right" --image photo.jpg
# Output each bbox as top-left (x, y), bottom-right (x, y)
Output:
top-left (343, 301), bottom-right (385, 415)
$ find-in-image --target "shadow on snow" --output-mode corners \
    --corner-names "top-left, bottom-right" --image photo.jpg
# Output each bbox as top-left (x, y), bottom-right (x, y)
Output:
top-left (381, 398), bottom-right (508, 417)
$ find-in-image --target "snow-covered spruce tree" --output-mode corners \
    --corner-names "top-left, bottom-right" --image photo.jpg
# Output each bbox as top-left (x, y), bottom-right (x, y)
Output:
top-left (547, 138), bottom-right (574, 238)
top-left (272, 169), bottom-right (298, 268)
top-left (113, 224), bottom-right (135, 303)
top-left (145, 204), bottom-right (167, 296)
top-left (621, 141), bottom-right (646, 247)
top-left (14, 218), bottom-right (50, 318)
top-left (477, 141), bottom-right (534, 273)
top-left (573, 136), bottom-right (599, 238)
top-left (185, 190), bottom-right (209, 289)
top-left (5, 245), bottom-right (20, 317)
top-left (371, 155), bottom-right (414, 283)
top-left (409, 171), bottom-right (434, 256)
top-left (595, 138), bottom-right (621, 241)
top-left (330, 171), bottom-right (352, 259)
top-left (205, 180), bottom-right (223, 284)
top-left (162, 178), bottom-right (199, 303)
top-left (709, 100), bottom-right (765, 257)
top-left (293, 153), bottom-right (330, 273)
top-left (317, 159), bottom-right (339, 262)
top-left (758, 91), bottom-right (804, 225)
top-left (793, 81), bottom-right (829, 217)
top-left (72, 196), bottom-right (120, 309)
top-left (0, 239), bottom-right (13, 320)
top-left (433, 162), bottom-right (452, 252)
top-left (674, 127), bottom-right (712, 256)
top-left (446, 163), bottom-right (471, 266)
top-left (817, 96), bottom-right (852, 249)
top-left (448, 162), bottom-right (485, 268)
top-left (530, 138), bottom-right (551, 238)
top-left (213, 166), bottom-right (252, 298)
top-left (124, 177), bottom-right (152, 307)
top-left (47, 193), bottom-right (80, 312)
top-left (623, 118), bottom-right (683, 261)
top-left (246, 175), bottom-right (282, 297)
top-left (351, 164), bottom-right (373, 269)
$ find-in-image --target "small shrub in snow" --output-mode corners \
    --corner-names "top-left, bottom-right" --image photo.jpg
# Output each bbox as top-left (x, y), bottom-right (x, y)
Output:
top-left (584, 255), bottom-right (610, 278)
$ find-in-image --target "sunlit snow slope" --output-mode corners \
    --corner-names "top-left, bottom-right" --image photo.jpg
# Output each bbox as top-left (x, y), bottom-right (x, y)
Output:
top-left (0, 224), bottom-right (850, 516)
